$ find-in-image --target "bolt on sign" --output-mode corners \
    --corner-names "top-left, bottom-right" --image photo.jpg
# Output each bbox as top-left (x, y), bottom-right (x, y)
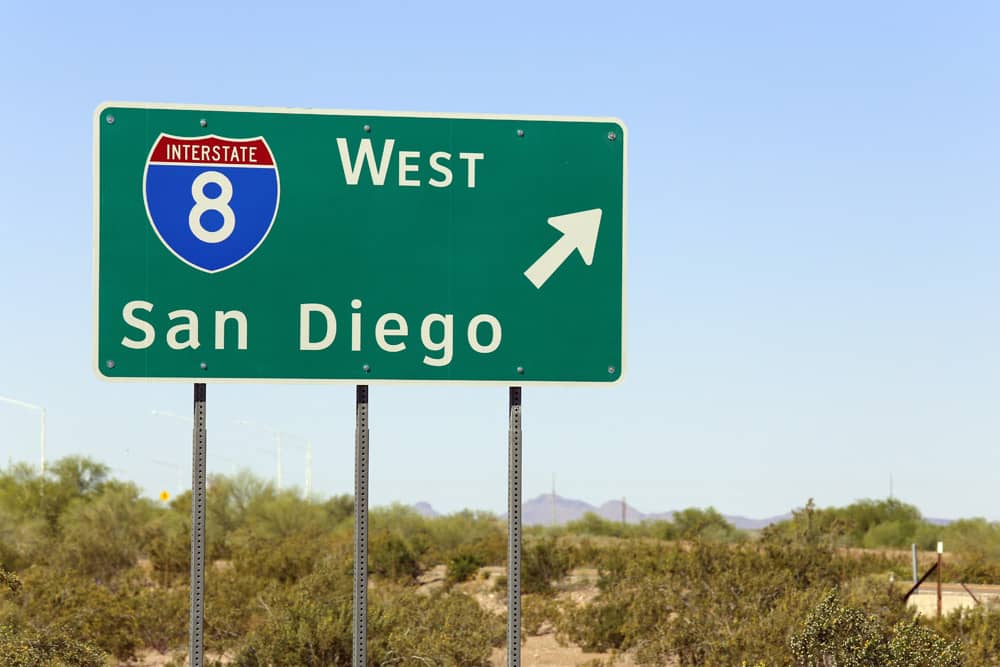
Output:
top-left (94, 103), bottom-right (626, 383)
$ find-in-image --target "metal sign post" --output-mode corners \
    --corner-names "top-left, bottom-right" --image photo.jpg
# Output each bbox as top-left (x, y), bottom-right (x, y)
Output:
top-left (189, 383), bottom-right (207, 667)
top-left (94, 102), bottom-right (626, 667)
top-left (507, 387), bottom-right (523, 666)
top-left (353, 385), bottom-right (370, 667)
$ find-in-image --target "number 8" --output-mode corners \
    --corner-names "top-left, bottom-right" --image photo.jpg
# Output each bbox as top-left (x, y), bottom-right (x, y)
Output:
top-left (189, 171), bottom-right (236, 243)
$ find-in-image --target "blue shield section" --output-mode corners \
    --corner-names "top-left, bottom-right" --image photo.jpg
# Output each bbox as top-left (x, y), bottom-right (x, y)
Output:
top-left (144, 164), bottom-right (279, 273)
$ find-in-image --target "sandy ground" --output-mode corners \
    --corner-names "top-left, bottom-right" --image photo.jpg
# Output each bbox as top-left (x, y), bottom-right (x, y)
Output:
top-left (490, 634), bottom-right (636, 666)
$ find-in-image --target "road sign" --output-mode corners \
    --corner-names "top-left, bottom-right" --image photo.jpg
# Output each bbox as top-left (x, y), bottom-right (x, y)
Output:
top-left (94, 103), bottom-right (626, 383)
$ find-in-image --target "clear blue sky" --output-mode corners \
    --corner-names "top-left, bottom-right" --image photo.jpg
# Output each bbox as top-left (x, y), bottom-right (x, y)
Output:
top-left (1, 1), bottom-right (997, 520)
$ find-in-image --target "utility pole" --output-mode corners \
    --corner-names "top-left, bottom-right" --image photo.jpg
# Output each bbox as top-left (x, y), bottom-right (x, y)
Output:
top-left (621, 496), bottom-right (626, 525)
top-left (937, 541), bottom-right (943, 619)
top-left (236, 420), bottom-right (312, 495)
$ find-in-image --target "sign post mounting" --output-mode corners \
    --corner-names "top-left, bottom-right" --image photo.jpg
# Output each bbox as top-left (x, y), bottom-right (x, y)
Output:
top-left (95, 102), bottom-right (626, 667)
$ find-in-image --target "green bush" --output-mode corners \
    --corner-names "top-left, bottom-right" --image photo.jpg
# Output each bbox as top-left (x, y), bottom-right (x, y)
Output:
top-left (447, 549), bottom-right (485, 584)
top-left (565, 512), bottom-right (635, 539)
top-left (369, 529), bottom-right (424, 582)
top-left (522, 537), bottom-right (573, 594)
top-left (132, 581), bottom-right (188, 654)
top-left (146, 508), bottom-right (189, 585)
top-left (55, 482), bottom-right (156, 581)
top-left (522, 594), bottom-right (563, 635)
top-left (205, 568), bottom-right (280, 653)
top-left (233, 559), bottom-right (354, 666)
top-left (0, 624), bottom-right (106, 667)
top-left (234, 558), bottom-right (503, 666)
top-left (790, 590), bottom-right (962, 667)
top-left (939, 604), bottom-right (1000, 665)
top-left (373, 587), bottom-right (504, 665)
top-left (670, 506), bottom-right (743, 542)
top-left (12, 567), bottom-right (142, 660)
top-left (427, 510), bottom-right (505, 560)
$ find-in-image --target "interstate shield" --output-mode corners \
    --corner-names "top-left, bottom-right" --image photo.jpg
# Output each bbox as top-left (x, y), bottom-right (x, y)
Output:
top-left (143, 134), bottom-right (280, 273)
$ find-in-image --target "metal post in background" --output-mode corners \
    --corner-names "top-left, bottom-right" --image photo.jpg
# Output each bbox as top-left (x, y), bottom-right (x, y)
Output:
top-left (912, 544), bottom-right (918, 584)
top-left (507, 386), bottom-right (523, 667)
top-left (353, 385), bottom-right (370, 667)
top-left (937, 541), bottom-right (943, 619)
top-left (189, 383), bottom-right (207, 667)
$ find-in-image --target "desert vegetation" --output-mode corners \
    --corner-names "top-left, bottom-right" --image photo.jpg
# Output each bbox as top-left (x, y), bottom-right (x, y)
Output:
top-left (2, 456), bottom-right (1000, 665)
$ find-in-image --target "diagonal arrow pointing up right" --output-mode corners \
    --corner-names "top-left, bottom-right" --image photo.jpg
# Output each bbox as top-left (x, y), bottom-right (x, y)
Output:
top-left (524, 209), bottom-right (603, 289)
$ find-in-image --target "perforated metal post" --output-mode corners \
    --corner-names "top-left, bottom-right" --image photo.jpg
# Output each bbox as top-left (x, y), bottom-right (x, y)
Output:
top-left (507, 386), bottom-right (523, 667)
top-left (189, 383), bottom-right (207, 667)
top-left (353, 385), bottom-right (370, 667)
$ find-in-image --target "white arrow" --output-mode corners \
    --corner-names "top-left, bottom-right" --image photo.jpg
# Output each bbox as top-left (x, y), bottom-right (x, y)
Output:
top-left (524, 208), bottom-right (603, 289)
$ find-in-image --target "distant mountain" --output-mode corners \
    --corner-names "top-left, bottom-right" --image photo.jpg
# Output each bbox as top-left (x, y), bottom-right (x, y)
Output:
top-left (413, 497), bottom-right (951, 531)
top-left (411, 501), bottom-right (439, 518)
top-left (521, 493), bottom-right (595, 526)
top-left (505, 494), bottom-right (793, 530)
top-left (596, 499), bottom-right (645, 524)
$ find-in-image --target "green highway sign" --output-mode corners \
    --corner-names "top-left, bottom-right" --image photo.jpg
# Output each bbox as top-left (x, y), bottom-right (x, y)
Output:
top-left (93, 103), bottom-right (626, 383)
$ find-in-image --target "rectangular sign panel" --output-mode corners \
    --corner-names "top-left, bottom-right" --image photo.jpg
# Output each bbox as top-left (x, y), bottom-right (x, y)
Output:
top-left (94, 103), bottom-right (625, 383)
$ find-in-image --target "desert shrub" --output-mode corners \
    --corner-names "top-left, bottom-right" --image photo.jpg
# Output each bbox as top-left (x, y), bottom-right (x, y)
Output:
top-left (565, 512), bottom-right (635, 539)
top-left (232, 558), bottom-right (354, 666)
top-left (205, 568), bottom-right (282, 653)
top-left (146, 507), bottom-right (189, 585)
top-left (790, 590), bottom-right (962, 667)
top-left (0, 623), bottom-right (106, 667)
top-left (939, 604), bottom-right (1000, 665)
top-left (522, 594), bottom-right (564, 635)
top-left (562, 508), bottom-right (744, 543)
top-left (939, 519), bottom-right (1000, 582)
top-left (447, 549), bottom-right (485, 584)
top-left (670, 506), bottom-right (743, 542)
top-left (372, 587), bottom-right (504, 665)
top-left (636, 518), bottom-right (677, 540)
top-left (0, 568), bottom-right (20, 594)
top-left (522, 537), bottom-right (573, 595)
top-left (0, 511), bottom-right (46, 572)
top-left (863, 519), bottom-right (923, 549)
top-left (769, 497), bottom-right (935, 550)
top-left (234, 553), bottom-right (502, 666)
top-left (132, 582), bottom-right (188, 654)
top-left (223, 486), bottom-right (342, 584)
top-left (323, 494), bottom-right (355, 525)
top-left (203, 471), bottom-right (272, 560)
top-left (5, 566), bottom-right (142, 661)
top-left (558, 539), bottom-right (915, 666)
top-left (55, 482), bottom-right (156, 581)
top-left (426, 510), bottom-right (505, 560)
top-left (229, 529), bottom-right (331, 584)
top-left (0, 457), bottom-right (114, 555)
top-left (369, 529), bottom-right (424, 582)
